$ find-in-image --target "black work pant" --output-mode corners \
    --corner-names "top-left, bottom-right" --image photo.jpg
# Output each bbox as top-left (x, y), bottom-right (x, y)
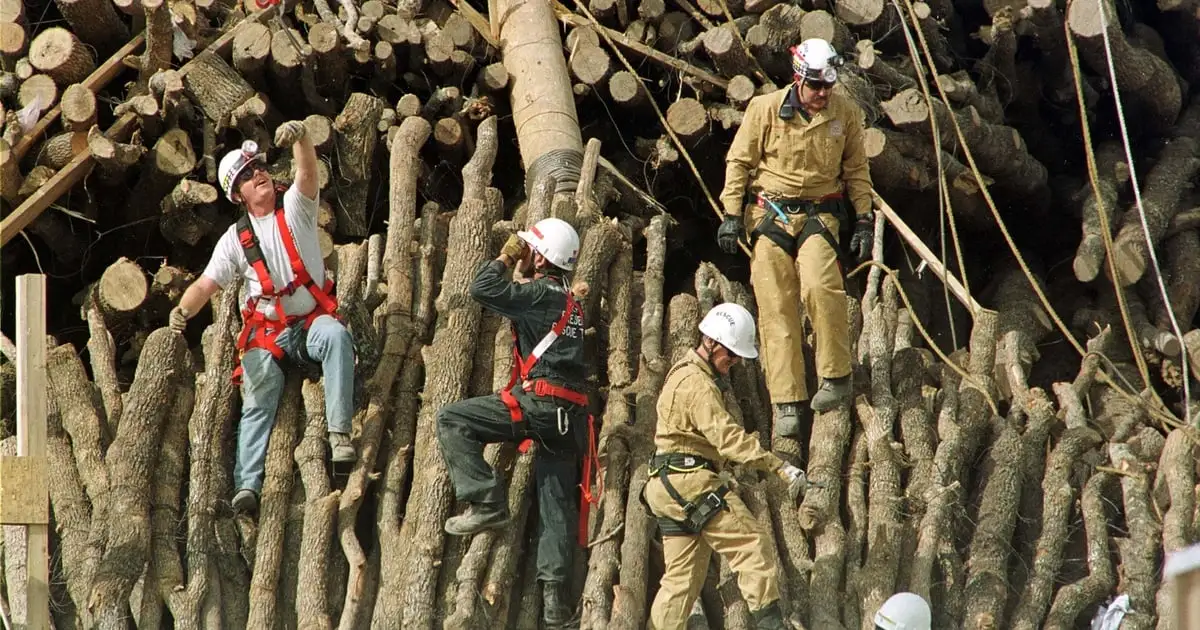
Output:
top-left (436, 391), bottom-right (585, 583)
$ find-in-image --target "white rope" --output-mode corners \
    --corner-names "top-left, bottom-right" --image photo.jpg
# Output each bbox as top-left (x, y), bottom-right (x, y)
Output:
top-left (1095, 0), bottom-right (1192, 425)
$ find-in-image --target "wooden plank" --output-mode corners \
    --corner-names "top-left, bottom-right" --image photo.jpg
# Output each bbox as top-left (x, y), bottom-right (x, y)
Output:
top-left (874, 191), bottom-right (981, 316)
top-left (15, 273), bottom-right (49, 629)
top-left (0, 10), bottom-right (273, 249)
top-left (13, 31), bottom-right (147, 161)
top-left (0, 456), bottom-right (50, 525)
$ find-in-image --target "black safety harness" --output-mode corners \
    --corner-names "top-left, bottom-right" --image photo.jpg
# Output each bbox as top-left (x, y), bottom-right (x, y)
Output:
top-left (644, 452), bottom-right (731, 536)
top-left (747, 192), bottom-right (851, 269)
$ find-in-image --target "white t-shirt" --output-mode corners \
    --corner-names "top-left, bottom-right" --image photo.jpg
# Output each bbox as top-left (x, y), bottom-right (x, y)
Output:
top-left (203, 185), bottom-right (326, 320)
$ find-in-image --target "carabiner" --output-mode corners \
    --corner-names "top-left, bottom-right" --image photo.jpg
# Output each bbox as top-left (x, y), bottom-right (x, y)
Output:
top-left (557, 407), bottom-right (569, 436)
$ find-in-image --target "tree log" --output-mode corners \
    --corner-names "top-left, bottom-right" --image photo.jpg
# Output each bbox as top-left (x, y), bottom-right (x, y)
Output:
top-left (1110, 137), bottom-right (1200, 286)
top-left (53, 0), bottom-right (128, 55)
top-left (331, 93), bottom-right (385, 238)
top-left (29, 27), bottom-right (95, 86)
top-left (18, 74), bottom-right (57, 114)
top-left (1068, 0), bottom-right (1182, 135)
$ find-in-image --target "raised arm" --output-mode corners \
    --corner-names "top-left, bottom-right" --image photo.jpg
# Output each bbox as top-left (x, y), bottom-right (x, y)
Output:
top-left (275, 120), bottom-right (319, 202)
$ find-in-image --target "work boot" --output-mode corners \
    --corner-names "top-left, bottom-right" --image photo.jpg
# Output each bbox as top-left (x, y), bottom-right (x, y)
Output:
top-left (772, 401), bottom-right (803, 440)
top-left (542, 581), bottom-right (573, 628)
top-left (231, 489), bottom-right (258, 514)
top-left (444, 502), bottom-right (509, 536)
top-left (810, 375), bottom-right (851, 412)
top-left (329, 431), bottom-right (356, 463)
top-left (751, 601), bottom-right (787, 630)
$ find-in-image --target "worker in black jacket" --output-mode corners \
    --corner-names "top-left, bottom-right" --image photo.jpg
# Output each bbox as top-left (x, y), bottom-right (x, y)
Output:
top-left (437, 217), bottom-right (589, 628)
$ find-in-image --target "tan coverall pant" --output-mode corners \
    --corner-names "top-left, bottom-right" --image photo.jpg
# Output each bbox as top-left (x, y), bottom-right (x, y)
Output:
top-left (644, 470), bottom-right (780, 630)
top-left (746, 204), bottom-right (850, 403)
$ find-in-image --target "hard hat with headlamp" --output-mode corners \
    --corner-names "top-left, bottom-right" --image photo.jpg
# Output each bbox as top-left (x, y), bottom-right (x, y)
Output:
top-left (790, 38), bottom-right (842, 84)
top-left (218, 140), bottom-right (266, 202)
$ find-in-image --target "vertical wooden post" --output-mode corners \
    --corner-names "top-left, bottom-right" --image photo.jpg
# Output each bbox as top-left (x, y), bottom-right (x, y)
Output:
top-left (15, 273), bottom-right (50, 630)
top-left (1167, 544), bottom-right (1200, 630)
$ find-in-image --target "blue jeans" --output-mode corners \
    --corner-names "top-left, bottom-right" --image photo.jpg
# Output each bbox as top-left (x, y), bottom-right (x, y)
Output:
top-left (235, 314), bottom-right (354, 494)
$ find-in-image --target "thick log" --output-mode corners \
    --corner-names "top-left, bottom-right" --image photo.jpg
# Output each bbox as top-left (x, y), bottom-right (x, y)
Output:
top-left (1152, 429), bottom-right (1195, 624)
top-left (184, 50), bottom-right (256, 127)
top-left (881, 88), bottom-right (1048, 203)
top-left (864, 127), bottom-right (930, 192)
top-left (1110, 137), bottom-right (1200, 286)
top-left (96, 257), bottom-right (150, 323)
top-left (799, 10), bottom-right (850, 52)
top-left (88, 329), bottom-right (190, 626)
top-left (161, 179), bottom-right (219, 246)
top-left (333, 93), bottom-right (386, 237)
top-left (937, 71), bottom-right (1002, 124)
top-left (854, 40), bottom-right (914, 95)
top-left (60, 83), bottom-right (96, 132)
top-left (232, 22), bottom-right (271, 86)
top-left (608, 70), bottom-right (646, 108)
top-left (571, 43), bottom-right (612, 87)
top-left (665, 97), bottom-right (708, 145)
top-left (703, 23), bottom-right (756, 79)
top-left (0, 21), bottom-right (25, 62)
top-left (29, 27), bottom-right (95, 86)
top-left (53, 0), bottom-right (128, 54)
top-left (1109, 443), bottom-right (1161, 629)
top-left (1069, 0), bottom-right (1182, 134)
top-left (18, 74), bottom-right (57, 114)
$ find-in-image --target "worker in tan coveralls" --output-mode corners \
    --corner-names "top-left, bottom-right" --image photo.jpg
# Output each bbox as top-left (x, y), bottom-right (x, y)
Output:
top-left (716, 38), bottom-right (875, 440)
top-left (644, 303), bottom-right (807, 630)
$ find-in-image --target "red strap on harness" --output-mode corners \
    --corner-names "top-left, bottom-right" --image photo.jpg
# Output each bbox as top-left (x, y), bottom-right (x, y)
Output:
top-left (578, 413), bottom-right (600, 546)
top-left (499, 293), bottom-right (580, 430)
top-left (231, 207), bottom-right (340, 385)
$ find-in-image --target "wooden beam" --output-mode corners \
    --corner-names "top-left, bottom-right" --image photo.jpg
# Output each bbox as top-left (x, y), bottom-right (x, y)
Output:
top-left (874, 191), bottom-right (982, 316)
top-left (13, 31), bottom-right (147, 161)
top-left (15, 273), bottom-right (49, 629)
top-left (0, 10), bottom-right (272, 249)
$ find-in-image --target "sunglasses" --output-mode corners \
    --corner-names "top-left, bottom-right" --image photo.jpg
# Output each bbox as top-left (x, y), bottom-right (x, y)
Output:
top-left (804, 79), bottom-right (835, 92)
top-left (235, 161), bottom-right (267, 188)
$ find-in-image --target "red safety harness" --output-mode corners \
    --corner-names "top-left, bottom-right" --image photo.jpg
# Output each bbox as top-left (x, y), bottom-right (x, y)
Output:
top-left (231, 205), bottom-right (340, 385)
top-left (498, 290), bottom-right (600, 545)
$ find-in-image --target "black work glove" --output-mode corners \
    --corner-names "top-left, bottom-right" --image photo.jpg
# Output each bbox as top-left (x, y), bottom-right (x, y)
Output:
top-left (849, 215), bottom-right (874, 261)
top-left (717, 215), bottom-right (743, 254)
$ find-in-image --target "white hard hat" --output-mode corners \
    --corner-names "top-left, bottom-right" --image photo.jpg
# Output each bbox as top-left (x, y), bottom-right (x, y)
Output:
top-left (698, 303), bottom-right (758, 359)
top-left (518, 217), bottom-right (580, 271)
top-left (791, 38), bottom-right (841, 83)
top-left (218, 140), bottom-right (265, 202)
top-left (874, 593), bottom-right (932, 630)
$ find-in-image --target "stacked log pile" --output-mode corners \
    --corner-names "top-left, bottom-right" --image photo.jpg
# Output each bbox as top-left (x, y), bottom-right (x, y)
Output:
top-left (3, 0), bottom-right (1200, 627)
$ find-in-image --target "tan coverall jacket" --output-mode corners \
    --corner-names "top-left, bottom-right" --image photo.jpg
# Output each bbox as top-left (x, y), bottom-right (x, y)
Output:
top-left (719, 86), bottom-right (873, 402)
top-left (644, 350), bottom-right (788, 629)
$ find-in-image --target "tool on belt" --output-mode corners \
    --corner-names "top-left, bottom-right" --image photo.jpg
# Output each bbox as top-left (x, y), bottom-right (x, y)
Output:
top-left (232, 201), bottom-right (340, 385)
top-left (748, 192), bottom-right (849, 265)
top-left (498, 290), bottom-right (600, 545)
top-left (644, 453), bottom-right (731, 536)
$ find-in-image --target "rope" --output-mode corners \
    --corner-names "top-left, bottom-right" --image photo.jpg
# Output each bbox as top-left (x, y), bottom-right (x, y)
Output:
top-left (574, 0), bottom-right (751, 256)
top-left (1091, 0), bottom-right (1192, 425)
top-left (888, 0), bottom-right (1183, 428)
top-left (884, 0), bottom-right (970, 348)
top-left (847, 260), bottom-right (999, 417)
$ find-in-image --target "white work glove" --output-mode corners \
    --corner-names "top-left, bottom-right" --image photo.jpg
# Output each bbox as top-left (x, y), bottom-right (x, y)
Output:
top-left (781, 463), bottom-right (807, 502)
top-left (169, 306), bottom-right (189, 333)
top-left (274, 120), bottom-right (307, 148)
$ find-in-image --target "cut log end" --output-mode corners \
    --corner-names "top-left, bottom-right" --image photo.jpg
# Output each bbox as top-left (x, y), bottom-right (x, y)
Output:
top-left (98, 258), bottom-right (149, 315)
top-left (666, 97), bottom-right (708, 143)
top-left (29, 27), bottom-right (95, 86)
top-left (61, 83), bottom-right (97, 131)
top-left (609, 70), bottom-right (645, 107)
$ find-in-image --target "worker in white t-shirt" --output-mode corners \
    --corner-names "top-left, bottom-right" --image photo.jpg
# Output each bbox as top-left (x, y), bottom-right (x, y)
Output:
top-left (169, 121), bottom-right (356, 514)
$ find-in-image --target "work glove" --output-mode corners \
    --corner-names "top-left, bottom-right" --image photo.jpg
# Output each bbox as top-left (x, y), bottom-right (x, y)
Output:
top-left (848, 215), bottom-right (874, 262)
top-left (274, 120), bottom-right (307, 148)
top-left (717, 214), bottom-right (743, 254)
top-left (781, 463), bottom-right (808, 502)
top-left (501, 234), bottom-right (528, 261)
top-left (169, 306), bottom-right (189, 333)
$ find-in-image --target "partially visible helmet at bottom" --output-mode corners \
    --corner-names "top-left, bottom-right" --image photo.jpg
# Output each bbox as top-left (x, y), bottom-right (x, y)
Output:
top-left (873, 592), bottom-right (932, 630)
